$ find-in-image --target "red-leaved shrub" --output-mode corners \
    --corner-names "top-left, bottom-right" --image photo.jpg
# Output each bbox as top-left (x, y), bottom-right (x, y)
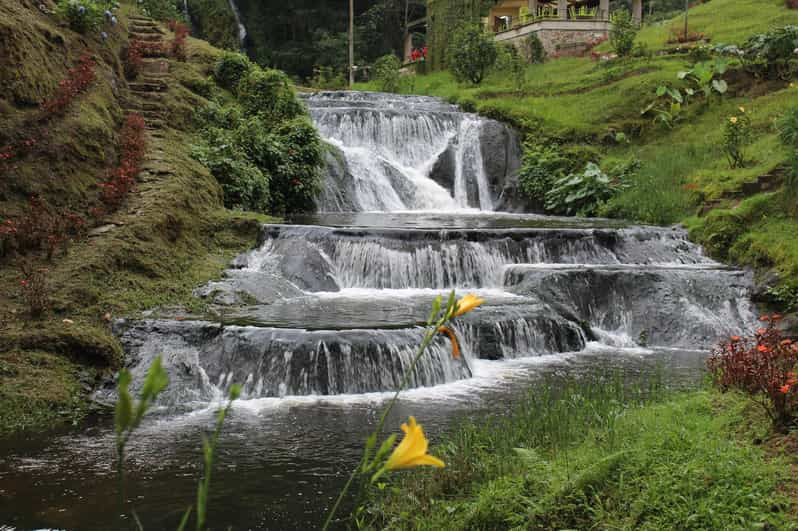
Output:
top-left (11, 196), bottom-right (87, 261)
top-left (708, 315), bottom-right (798, 429)
top-left (101, 113), bottom-right (147, 208)
top-left (18, 260), bottom-right (49, 318)
top-left (41, 54), bottom-right (96, 115)
top-left (125, 40), bottom-right (145, 80)
top-left (787, 0), bottom-right (798, 9)
top-left (171, 22), bottom-right (189, 62)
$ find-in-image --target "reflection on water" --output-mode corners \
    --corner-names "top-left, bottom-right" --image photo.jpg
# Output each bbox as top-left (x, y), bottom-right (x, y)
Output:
top-left (0, 346), bottom-right (706, 530)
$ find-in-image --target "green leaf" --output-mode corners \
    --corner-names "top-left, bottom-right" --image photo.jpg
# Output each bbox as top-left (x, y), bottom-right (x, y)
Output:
top-left (115, 373), bottom-right (134, 435)
top-left (712, 79), bottom-right (728, 94)
top-left (176, 506), bottom-right (193, 531)
top-left (427, 295), bottom-right (442, 325)
top-left (228, 383), bottom-right (242, 401)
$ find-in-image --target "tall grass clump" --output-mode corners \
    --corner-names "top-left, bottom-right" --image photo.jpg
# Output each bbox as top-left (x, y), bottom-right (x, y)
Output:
top-left (363, 374), bottom-right (792, 530)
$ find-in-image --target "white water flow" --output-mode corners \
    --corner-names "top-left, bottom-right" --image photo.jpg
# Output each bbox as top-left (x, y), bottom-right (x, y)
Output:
top-left (306, 92), bottom-right (496, 212)
top-left (227, 0), bottom-right (247, 48)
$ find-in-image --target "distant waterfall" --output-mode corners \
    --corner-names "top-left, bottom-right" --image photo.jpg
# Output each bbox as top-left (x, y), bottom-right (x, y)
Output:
top-left (227, 0), bottom-right (247, 48)
top-left (305, 92), bottom-right (501, 212)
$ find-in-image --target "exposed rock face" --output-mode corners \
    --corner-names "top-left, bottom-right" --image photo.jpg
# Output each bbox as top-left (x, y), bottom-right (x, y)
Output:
top-left (480, 118), bottom-right (522, 198)
top-left (428, 141), bottom-right (456, 192)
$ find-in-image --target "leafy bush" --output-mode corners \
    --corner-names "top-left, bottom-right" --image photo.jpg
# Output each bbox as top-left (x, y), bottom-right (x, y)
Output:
top-left (18, 260), bottom-right (49, 318)
top-left (311, 66), bottom-right (347, 90)
top-left (191, 130), bottom-right (271, 213)
top-left (609, 9), bottom-right (638, 57)
top-left (237, 68), bottom-right (304, 122)
top-left (545, 162), bottom-right (622, 216)
top-left (677, 58), bottom-right (729, 102)
top-left (777, 104), bottom-right (798, 191)
top-left (708, 315), bottom-right (798, 429)
top-left (518, 144), bottom-right (569, 206)
top-left (138, 0), bottom-right (182, 21)
top-left (448, 24), bottom-right (498, 85)
top-left (170, 21), bottom-right (189, 62)
top-left (193, 65), bottom-right (322, 214)
top-left (744, 25), bottom-right (798, 79)
top-left (524, 33), bottom-right (546, 64)
top-left (373, 54), bottom-right (402, 93)
top-left (56, 0), bottom-right (105, 34)
top-left (213, 52), bottom-right (252, 92)
top-left (493, 43), bottom-right (525, 91)
top-left (100, 113), bottom-right (147, 210)
top-left (723, 107), bottom-right (753, 168)
top-left (124, 41), bottom-right (145, 80)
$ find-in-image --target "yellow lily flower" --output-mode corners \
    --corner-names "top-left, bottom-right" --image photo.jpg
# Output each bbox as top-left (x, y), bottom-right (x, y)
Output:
top-left (729, 116), bottom-right (738, 124)
top-left (437, 325), bottom-right (461, 359)
top-left (453, 293), bottom-right (485, 317)
top-left (385, 417), bottom-right (445, 470)
top-left (738, 106), bottom-right (745, 113)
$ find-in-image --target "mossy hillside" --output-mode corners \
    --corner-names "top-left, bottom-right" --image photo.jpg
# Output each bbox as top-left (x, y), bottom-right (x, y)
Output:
top-left (368, 389), bottom-right (795, 530)
top-left (0, 5), bottom-right (276, 434)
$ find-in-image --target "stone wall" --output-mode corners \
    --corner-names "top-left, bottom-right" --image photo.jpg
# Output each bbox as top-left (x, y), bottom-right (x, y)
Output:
top-left (495, 20), bottom-right (610, 58)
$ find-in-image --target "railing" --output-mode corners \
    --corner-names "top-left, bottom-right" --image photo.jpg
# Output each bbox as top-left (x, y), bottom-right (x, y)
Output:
top-left (496, 7), bottom-right (609, 33)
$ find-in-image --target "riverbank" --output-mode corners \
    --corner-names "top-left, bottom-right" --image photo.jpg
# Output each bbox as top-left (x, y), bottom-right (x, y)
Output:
top-left (354, 0), bottom-right (798, 318)
top-left (363, 383), bottom-right (798, 530)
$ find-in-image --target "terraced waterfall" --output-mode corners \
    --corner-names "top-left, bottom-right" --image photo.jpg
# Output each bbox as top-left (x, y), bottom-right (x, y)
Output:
top-left (0, 92), bottom-right (757, 530)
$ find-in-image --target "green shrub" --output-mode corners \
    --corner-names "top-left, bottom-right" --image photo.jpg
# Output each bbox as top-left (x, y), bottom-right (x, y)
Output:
top-left (191, 130), bottom-right (271, 213)
top-left (524, 33), bottom-right (546, 64)
top-left (269, 117), bottom-right (324, 214)
top-left (138, 0), bottom-right (182, 21)
top-left (448, 24), bottom-right (498, 85)
top-left (545, 162), bottom-right (620, 216)
top-left (778, 104), bottom-right (798, 192)
top-left (213, 52), bottom-right (253, 93)
top-left (237, 67), bottom-right (304, 121)
top-left (373, 54), bottom-right (402, 93)
top-left (723, 108), bottom-right (753, 168)
top-left (56, 0), bottom-right (105, 34)
top-left (311, 66), bottom-right (348, 90)
top-left (493, 43), bottom-right (526, 91)
top-left (609, 9), bottom-right (638, 57)
top-left (518, 144), bottom-right (569, 206)
top-left (744, 25), bottom-right (798, 79)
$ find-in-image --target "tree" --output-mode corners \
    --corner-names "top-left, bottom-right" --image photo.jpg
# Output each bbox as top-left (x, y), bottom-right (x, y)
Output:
top-left (610, 8), bottom-right (638, 57)
top-left (448, 24), bottom-right (498, 85)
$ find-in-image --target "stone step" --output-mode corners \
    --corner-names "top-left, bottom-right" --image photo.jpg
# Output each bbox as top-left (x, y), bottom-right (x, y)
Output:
top-left (145, 119), bottom-right (166, 130)
top-left (129, 32), bottom-right (163, 42)
top-left (128, 15), bottom-right (155, 21)
top-left (129, 81), bottom-right (168, 93)
top-left (122, 99), bottom-right (163, 112)
top-left (130, 24), bottom-right (163, 34)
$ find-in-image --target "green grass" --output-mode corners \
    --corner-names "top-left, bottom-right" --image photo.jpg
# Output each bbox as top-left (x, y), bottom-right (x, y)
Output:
top-left (365, 381), bottom-right (795, 530)
top-left (631, 0), bottom-right (798, 52)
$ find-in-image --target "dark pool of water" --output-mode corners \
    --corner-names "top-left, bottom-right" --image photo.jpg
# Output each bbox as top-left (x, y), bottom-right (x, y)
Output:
top-left (0, 346), bottom-right (707, 530)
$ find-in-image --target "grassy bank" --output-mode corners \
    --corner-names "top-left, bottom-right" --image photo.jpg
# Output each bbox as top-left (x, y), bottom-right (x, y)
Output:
top-left (355, 0), bottom-right (798, 311)
top-left (364, 380), bottom-right (797, 530)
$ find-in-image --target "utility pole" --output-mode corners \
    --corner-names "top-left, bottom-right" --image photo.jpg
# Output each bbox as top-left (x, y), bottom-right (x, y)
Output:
top-left (683, 0), bottom-right (689, 38)
top-left (349, 0), bottom-right (355, 87)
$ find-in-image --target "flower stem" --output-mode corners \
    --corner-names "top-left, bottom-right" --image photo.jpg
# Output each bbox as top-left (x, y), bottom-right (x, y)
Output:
top-left (321, 326), bottom-right (437, 530)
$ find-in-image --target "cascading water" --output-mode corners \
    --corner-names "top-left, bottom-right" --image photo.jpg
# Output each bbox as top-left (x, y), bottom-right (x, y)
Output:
top-left (102, 91), bottom-right (756, 407)
top-left (227, 0), bottom-right (247, 49)
top-left (3, 92), bottom-right (763, 530)
top-left (306, 92), bottom-right (507, 212)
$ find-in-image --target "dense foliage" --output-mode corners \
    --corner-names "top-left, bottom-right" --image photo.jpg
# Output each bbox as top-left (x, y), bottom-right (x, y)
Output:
top-left (778, 103), bottom-right (798, 192)
top-left (373, 54), bottom-right (402, 93)
top-left (609, 8), bottom-right (638, 57)
top-left (448, 24), bottom-right (497, 85)
top-left (546, 162), bottom-right (622, 216)
top-left (709, 316), bottom-right (798, 429)
top-left (193, 60), bottom-right (323, 215)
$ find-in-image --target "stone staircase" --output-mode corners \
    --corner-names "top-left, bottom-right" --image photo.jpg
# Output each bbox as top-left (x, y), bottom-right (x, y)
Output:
top-left (699, 167), bottom-right (786, 215)
top-left (124, 15), bottom-right (170, 137)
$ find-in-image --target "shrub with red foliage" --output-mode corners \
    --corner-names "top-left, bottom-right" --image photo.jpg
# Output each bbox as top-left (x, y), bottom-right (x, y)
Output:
top-left (18, 260), bottom-right (49, 318)
top-left (41, 54), bottom-right (96, 115)
top-left (708, 315), bottom-right (798, 429)
top-left (125, 40), bottom-right (146, 80)
top-left (100, 113), bottom-right (147, 208)
top-left (170, 22), bottom-right (189, 62)
top-left (787, 0), bottom-right (798, 9)
top-left (667, 30), bottom-right (707, 44)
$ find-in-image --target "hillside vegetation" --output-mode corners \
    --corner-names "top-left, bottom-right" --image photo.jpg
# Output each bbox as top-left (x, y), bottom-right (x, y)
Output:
top-left (357, 0), bottom-right (798, 315)
top-left (0, 1), bottom-right (293, 432)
